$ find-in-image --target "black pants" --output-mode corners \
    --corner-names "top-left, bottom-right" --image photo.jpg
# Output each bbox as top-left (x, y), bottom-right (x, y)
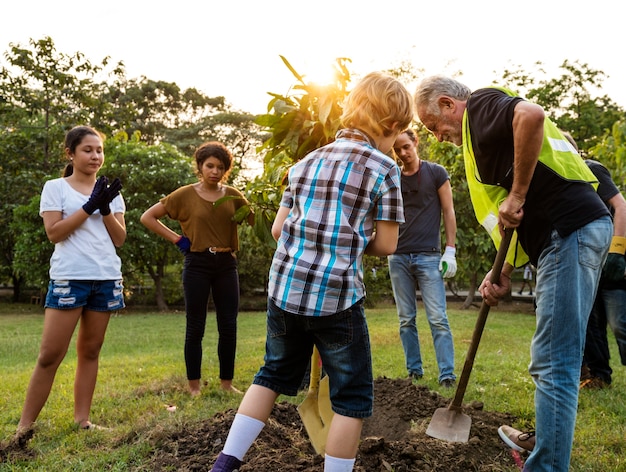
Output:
top-left (182, 251), bottom-right (239, 381)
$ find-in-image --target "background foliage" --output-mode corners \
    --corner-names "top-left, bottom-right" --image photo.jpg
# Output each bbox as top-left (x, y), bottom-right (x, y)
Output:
top-left (1, 37), bottom-right (625, 308)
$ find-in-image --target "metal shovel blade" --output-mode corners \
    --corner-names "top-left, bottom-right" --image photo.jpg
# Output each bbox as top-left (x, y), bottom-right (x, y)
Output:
top-left (425, 228), bottom-right (513, 443)
top-left (298, 346), bottom-right (330, 455)
top-left (426, 407), bottom-right (471, 442)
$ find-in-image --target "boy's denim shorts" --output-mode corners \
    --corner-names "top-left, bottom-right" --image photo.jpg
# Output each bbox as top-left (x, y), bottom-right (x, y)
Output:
top-left (253, 298), bottom-right (373, 419)
top-left (44, 279), bottom-right (125, 312)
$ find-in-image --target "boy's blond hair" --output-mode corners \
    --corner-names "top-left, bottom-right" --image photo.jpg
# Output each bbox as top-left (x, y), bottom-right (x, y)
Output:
top-left (341, 71), bottom-right (414, 138)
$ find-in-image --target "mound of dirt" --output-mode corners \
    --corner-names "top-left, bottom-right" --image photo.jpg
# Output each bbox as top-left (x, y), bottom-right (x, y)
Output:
top-left (145, 377), bottom-right (522, 471)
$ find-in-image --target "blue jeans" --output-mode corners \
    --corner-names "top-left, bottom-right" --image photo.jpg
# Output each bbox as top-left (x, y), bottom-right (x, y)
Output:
top-left (44, 279), bottom-right (125, 311)
top-left (388, 253), bottom-right (455, 383)
top-left (584, 287), bottom-right (626, 382)
top-left (253, 298), bottom-right (373, 418)
top-left (525, 216), bottom-right (612, 472)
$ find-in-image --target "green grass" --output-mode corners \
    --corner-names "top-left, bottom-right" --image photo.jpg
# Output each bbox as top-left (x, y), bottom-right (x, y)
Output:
top-left (1, 302), bottom-right (625, 471)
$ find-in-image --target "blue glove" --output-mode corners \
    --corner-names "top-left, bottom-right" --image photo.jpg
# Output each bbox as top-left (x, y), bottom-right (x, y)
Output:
top-left (99, 177), bottom-right (122, 216)
top-left (439, 246), bottom-right (457, 278)
top-left (82, 176), bottom-right (109, 215)
top-left (175, 236), bottom-right (191, 255)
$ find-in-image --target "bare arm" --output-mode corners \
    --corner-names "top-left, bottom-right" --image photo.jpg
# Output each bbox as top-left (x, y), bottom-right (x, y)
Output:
top-left (438, 180), bottom-right (457, 247)
top-left (607, 191), bottom-right (626, 237)
top-left (43, 209), bottom-right (126, 248)
top-left (140, 202), bottom-right (181, 243)
top-left (102, 211), bottom-right (127, 247)
top-left (498, 101), bottom-right (545, 230)
top-left (43, 210), bottom-right (90, 244)
top-left (271, 206), bottom-right (290, 241)
top-left (365, 220), bottom-right (399, 256)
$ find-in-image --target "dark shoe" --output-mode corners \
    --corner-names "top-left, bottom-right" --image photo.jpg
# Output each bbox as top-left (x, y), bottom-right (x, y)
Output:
top-left (528, 292), bottom-right (533, 295)
top-left (580, 376), bottom-right (610, 390)
top-left (517, 291), bottom-right (523, 295)
top-left (211, 452), bottom-right (242, 472)
top-left (439, 378), bottom-right (456, 389)
top-left (498, 425), bottom-right (535, 452)
top-left (408, 372), bottom-right (423, 381)
top-left (580, 364), bottom-right (592, 381)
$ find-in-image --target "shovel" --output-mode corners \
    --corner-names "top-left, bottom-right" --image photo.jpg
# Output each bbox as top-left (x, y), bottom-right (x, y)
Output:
top-left (298, 345), bottom-right (334, 455)
top-left (426, 227), bottom-right (514, 442)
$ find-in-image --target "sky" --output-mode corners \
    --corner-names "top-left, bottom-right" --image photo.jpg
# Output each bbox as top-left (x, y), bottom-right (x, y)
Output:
top-left (2, 0), bottom-right (624, 115)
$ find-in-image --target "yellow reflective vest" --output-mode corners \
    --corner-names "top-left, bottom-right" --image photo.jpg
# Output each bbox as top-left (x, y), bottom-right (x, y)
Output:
top-left (462, 87), bottom-right (598, 267)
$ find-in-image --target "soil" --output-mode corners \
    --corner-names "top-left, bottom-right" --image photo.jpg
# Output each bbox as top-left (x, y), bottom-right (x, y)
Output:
top-left (143, 377), bottom-right (523, 471)
top-left (2, 300), bottom-right (534, 470)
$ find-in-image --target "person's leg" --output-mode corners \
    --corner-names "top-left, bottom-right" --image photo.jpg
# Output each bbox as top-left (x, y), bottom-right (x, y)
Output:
top-left (525, 217), bottom-right (611, 472)
top-left (182, 253), bottom-right (211, 395)
top-left (415, 253), bottom-right (455, 383)
top-left (315, 300), bottom-right (371, 468)
top-left (74, 309), bottom-right (111, 427)
top-left (19, 307), bottom-right (82, 430)
top-left (212, 299), bottom-right (310, 471)
top-left (388, 254), bottom-right (422, 377)
top-left (582, 289), bottom-right (612, 384)
top-left (211, 255), bottom-right (240, 391)
top-left (603, 288), bottom-right (626, 366)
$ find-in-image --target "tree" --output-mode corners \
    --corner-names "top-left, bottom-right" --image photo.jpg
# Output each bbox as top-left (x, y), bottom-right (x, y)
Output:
top-left (500, 60), bottom-right (624, 150)
top-left (588, 119), bottom-right (626, 189)
top-left (11, 195), bottom-right (51, 299)
top-left (0, 36), bottom-right (124, 300)
top-left (248, 56), bottom-right (354, 246)
top-left (102, 132), bottom-right (196, 311)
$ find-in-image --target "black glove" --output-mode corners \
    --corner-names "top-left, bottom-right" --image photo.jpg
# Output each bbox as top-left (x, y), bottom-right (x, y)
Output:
top-left (175, 236), bottom-right (191, 255)
top-left (99, 177), bottom-right (123, 216)
top-left (602, 253), bottom-right (626, 282)
top-left (82, 176), bottom-right (109, 215)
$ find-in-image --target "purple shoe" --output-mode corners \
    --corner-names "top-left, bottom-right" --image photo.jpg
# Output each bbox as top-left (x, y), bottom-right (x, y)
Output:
top-left (210, 452), bottom-right (242, 472)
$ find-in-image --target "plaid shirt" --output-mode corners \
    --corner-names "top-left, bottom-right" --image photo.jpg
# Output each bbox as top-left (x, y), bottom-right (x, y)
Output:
top-left (268, 128), bottom-right (404, 316)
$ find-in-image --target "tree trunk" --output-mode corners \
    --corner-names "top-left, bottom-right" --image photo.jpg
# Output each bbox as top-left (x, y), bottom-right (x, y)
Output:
top-left (147, 263), bottom-right (169, 312)
top-left (11, 274), bottom-right (22, 303)
top-left (461, 272), bottom-right (478, 309)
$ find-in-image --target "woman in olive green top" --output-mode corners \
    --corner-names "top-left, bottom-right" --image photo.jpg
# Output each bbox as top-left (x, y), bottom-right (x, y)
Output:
top-left (141, 142), bottom-right (253, 396)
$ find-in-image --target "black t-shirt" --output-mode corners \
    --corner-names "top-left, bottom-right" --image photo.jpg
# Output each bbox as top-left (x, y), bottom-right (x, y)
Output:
top-left (586, 159), bottom-right (625, 290)
top-left (466, 88), bottom-right (610, 265)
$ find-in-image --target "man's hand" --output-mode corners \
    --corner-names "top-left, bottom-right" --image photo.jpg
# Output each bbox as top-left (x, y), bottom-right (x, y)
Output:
top-left (603, 236), bottom-right (626, 282)
top-left (439, 246), bottom-right (457, 278)
top-left (479, 270), bottom-right (511, 306)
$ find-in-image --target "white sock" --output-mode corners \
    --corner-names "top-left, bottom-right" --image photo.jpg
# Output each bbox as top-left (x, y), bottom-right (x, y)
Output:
top-left (222, 413), bottom-right (265, 461)
top-left (324, 454), bottom-right (356, 472)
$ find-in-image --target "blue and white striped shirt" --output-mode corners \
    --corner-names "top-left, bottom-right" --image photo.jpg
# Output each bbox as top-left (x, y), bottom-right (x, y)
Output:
top-left (268, 129), bottom-right (404, 316)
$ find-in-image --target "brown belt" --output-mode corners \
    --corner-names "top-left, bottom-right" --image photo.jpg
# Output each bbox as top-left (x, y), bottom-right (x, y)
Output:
top-left (204, 247), bottom-right (232, 254)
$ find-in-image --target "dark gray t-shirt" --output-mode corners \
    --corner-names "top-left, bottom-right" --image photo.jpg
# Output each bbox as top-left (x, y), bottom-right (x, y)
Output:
top-left (395, 160), bottom-right (449, 254)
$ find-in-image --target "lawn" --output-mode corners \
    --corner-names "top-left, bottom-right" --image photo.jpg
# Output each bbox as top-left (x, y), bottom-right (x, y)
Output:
top-left (0, 301), bottom-right (624, 471)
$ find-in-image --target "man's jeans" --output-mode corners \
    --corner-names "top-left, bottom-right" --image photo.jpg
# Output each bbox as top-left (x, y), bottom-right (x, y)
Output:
top-left (525, 216), bottom-right (612, 472)
top-left (388, 252), bottom-right (455, 382)
top-left (584, 286), bottom-right (626, 382)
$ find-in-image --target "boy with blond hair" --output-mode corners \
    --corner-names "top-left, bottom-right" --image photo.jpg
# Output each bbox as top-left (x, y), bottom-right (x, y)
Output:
top-left (210, 71), bottom-right (413, 472)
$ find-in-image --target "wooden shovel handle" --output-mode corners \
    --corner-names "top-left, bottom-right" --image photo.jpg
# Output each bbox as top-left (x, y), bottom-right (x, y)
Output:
top-left (449, 227), bottom-right (514, 411)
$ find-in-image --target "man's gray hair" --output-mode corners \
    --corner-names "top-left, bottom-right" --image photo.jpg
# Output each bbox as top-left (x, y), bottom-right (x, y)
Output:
top-left (414, 75), bottom-right (472, 115)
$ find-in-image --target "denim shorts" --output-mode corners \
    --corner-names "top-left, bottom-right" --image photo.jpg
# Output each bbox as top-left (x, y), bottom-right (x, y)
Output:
top-left (44, 279), bottom-right (125, 312)
top-left (253, 298), bottom-right (373, 418)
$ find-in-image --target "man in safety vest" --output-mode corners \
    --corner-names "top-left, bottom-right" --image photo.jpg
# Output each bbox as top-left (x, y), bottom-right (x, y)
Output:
top-left (414, 75), bottom-right (614, 472)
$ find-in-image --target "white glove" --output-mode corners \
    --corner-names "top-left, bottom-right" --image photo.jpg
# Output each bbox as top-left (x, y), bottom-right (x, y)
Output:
top-left (439, 246), bottom-right (457, 278)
